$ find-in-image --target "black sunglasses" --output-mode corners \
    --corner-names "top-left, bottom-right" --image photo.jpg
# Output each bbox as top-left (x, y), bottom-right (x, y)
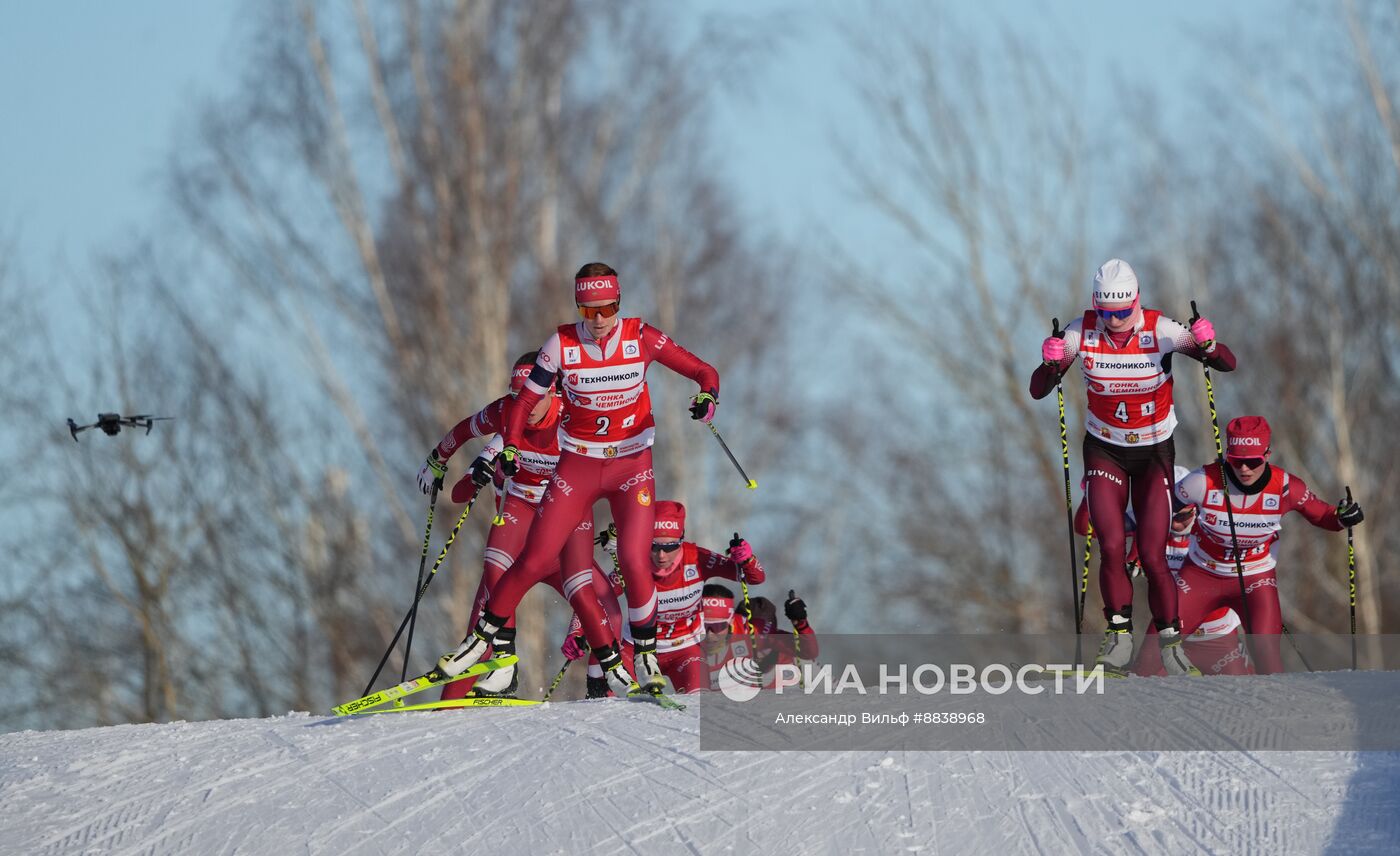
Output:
top-left (1229, 457), bottom-right (1266, 470)
top-left (651, 541), bottom-right (683, 553)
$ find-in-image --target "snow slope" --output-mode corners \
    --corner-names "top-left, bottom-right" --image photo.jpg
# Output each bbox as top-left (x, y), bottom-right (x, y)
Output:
top-left (3, 691), bottom-right (1400, 855)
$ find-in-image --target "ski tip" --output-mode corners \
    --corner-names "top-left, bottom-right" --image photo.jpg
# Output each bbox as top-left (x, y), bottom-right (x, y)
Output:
top-left (745, 479), bottom-right (758, 490)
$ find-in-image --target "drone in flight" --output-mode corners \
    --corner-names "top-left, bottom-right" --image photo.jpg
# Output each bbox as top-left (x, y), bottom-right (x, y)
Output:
top-left (67, 412), bottom-right (174, 442)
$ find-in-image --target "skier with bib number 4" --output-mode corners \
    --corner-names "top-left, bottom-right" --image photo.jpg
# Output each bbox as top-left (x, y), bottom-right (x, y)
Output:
top-left (435, 263), bottom-right (721, 698)
top-left (1030, 259), bottom-right (1237, 675)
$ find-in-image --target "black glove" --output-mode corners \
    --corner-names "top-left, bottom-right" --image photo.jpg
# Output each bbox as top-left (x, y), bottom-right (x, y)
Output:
top-left (495, 445), bottom-right (519, 478)
top-left (784, 589), bottom-right (807, 623)
top-left (470, 456), bottom-right (495, 488)
top-left (594, 522), bottom-right (618, 550)
top-left (1338, 500), bottom-right (1364, 527)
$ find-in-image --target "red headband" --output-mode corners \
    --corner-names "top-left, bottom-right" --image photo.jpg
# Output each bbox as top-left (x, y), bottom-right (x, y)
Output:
top-left (509, 364), bottom-right (532, 394)
top-left (703, 595), bottom-right (734, 623)
top-left (575, 275), bottom-right (620, 303)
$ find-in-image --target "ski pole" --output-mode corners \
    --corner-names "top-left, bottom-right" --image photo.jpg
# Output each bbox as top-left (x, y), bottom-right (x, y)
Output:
top-left (1346, 485), bottom-right (1357, 669)
top-left (493, 477), bottom-right (511, 526)
top-left (1280, 622), bottom-right (1314, 672)
top-left (707, 422), bottom-right (758, 490)
top-left (361, 491), bottom-right (482, 697)
top-left (1080, 523), bottom-right (1094, 625)
top-left (401, 483), bottom-right (440, 683)
top-left (1190, 300), bottom-right (1253, 634)
top-left (788, 588), bottom-right (806, 689)
top-left (1047, 318), bottom-right (1084, 641)
top-left (543, 657), bottom-right (575, 702)
top-left (734, 533), bottom-right (759, 654)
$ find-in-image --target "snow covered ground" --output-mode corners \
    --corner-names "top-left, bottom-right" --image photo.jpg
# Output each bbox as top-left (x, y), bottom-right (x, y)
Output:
top-left (3, 689), bottom-right (1399, 855)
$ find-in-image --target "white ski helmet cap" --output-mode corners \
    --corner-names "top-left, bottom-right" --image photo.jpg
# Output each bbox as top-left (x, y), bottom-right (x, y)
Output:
top-left (1173, 465), bottom-right (1192, 486)
top-left (1093, 259), bottom-right (1139, 307)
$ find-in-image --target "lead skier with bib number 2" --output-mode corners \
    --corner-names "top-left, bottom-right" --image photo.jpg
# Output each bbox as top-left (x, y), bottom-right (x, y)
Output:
top-left (435, 262), bottom-right (721, 698)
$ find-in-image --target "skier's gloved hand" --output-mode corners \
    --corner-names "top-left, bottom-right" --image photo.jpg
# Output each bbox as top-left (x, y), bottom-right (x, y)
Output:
top-left (728, 533), bottom-right (765, 582)
top-left (495, 445), bottom-right (520, 478)
top-left (594, 522), bottom-right (619, 553)
top-left (728, 533), bottom-right (754, 565)
top-left (561, 633), bottom-right (589, 662)
top-left (784, 590), bottom-right (807, 623)
top-left (1337, 499), bottom-right (1364, 527)
top-left (451, 456), bottom-right (498, 504)
top-left (689, 390), bottom-right (717, 423)
top-left (1190, 316), bottom-right (1217, 353)
top-left (1041, 336), bottom-right (1066, 365)
top-left (471, 456), bottom-right (495, 488)
top-left (451, 474), bottom-right (477, 504)
top-left (417, 448), bottom-right (447, 494)
top-left (1126, 559), bottom-right (1142, 580)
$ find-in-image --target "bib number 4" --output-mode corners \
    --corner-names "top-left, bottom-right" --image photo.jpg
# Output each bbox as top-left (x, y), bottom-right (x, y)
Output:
top-left (1113, 400), bottom-right (1156, 423)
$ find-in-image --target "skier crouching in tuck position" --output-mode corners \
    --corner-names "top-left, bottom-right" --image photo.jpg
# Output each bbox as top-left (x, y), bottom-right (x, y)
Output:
top-left (703, 588), bottom-right (818, 690)
top-left (560, 501), bottom-right (767, 695)
top-left (1030, 258), bottom-right (1236, 675)
top-left (1161, 415), bottom-right (1363, 674)
top-left (435, 262), bottom-right (721, 694)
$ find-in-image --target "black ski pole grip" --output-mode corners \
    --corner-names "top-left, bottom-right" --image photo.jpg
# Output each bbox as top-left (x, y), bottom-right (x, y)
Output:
top-left (1052, 317), bottom-right (1062, 338)
top-left (1189, 299), bottom-right (1200, 323)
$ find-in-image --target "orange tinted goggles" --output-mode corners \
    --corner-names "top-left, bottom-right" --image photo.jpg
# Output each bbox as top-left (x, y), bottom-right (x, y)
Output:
top-left (578, 302), bottom-right (621, 320)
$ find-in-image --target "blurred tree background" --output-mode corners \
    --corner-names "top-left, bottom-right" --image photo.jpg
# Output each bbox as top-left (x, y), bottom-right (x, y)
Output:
top-left (1, 0), bottom-right (1394, 730)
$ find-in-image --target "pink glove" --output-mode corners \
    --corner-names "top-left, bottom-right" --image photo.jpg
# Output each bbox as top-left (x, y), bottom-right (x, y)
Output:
top-left (728, 536), bottom-right (753, 565)
top-left (1190, 316), bottom-right (1216, 351)
top-left (560, 614), bottom-right (588, 660)
top-left (1041, 336), bottom-right (1066, 364)
top-left (560, 634), bottom-right (588, 661)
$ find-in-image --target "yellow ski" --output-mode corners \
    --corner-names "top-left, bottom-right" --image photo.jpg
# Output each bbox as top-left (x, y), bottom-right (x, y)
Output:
top-left (332, 655), bottom-right (518, 715)
top-left (350, 696), bottom-right (541, 715)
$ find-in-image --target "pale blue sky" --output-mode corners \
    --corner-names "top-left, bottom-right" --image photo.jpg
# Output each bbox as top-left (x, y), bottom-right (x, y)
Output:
top-left (0, 3), bottom-right (240, 272)
top-left (2, 1), bottom-right (1277, 289)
